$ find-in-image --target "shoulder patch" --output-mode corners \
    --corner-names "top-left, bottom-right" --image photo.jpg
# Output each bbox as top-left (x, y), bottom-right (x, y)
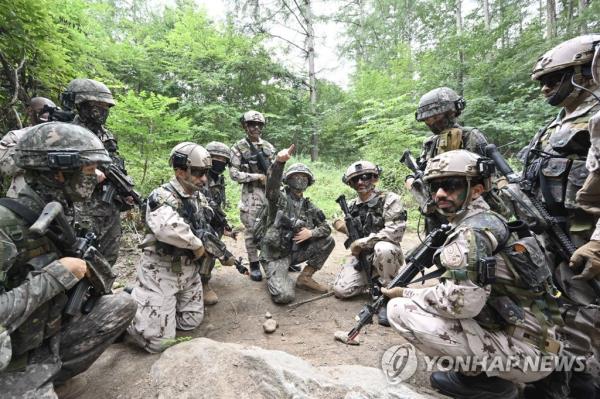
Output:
top-left (440, 241), bottom-right (465, 269)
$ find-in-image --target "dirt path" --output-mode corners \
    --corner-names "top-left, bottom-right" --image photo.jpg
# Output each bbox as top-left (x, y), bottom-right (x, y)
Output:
top-left (81, 230), bottom-right (439, 398)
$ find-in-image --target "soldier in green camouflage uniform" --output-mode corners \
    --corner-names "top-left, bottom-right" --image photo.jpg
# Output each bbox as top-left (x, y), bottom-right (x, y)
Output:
top-left (260, 145), bottom-right (334, 304)
top-left (63, 78), bottom-right (134, 266)
top-left (386, 150), bottom-right (563, 399)
top-left (201, 141), bottom-right (236, 305)
top-left (0, 122), bottom-right (136, 398)
top-left (519, 35), bottom-right (600, 399)
top-left (230, 110), bottom-right (276, 281)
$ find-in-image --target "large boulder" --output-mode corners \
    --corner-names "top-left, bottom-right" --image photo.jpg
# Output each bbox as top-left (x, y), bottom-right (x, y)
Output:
top-left (150, 338), bottom-right (438, 399)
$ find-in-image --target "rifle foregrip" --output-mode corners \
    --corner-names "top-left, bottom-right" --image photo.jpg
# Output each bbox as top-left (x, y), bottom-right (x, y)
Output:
top-left (485, 144), bottom-right (514, 177)
top-left (64, 279), bottom-right (91, 317)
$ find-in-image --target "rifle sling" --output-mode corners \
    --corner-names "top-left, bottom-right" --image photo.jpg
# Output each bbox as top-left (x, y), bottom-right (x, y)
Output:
top-left (409, 267), bottom-right (445, 285)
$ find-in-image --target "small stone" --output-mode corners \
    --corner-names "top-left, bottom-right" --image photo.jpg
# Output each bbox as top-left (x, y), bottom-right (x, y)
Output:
top-left (265, 312), bottom-right (272, 319)
top-left (334, 330), bottom-right (360, 345)
top-left (206, 324), bottom-right (215, 331)
top-left (295, 321), bottom-right (300, 325)
top-left (263, 319), bottom-right (278, 333)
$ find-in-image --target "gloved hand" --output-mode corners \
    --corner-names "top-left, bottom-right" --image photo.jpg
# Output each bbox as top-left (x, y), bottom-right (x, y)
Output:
top-left (192, 246), bottom-right (206, 260)
top-left (219, 256), bottom-right (236, 266)
top-left (350, 237), bottom-right (369, 256)
top-left (381, 287), bottom-right (404, 298)
top-left (569, 240), bottom-right (600, 280)
top-left (332, 219), bottom-right (348, 235)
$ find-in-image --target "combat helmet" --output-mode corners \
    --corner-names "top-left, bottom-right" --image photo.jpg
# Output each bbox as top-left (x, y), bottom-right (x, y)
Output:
top-left (284, 163), bottom-right (315, 186)
top-left (61, 78), bottom-right (115, 110)
top-left (170, 142), bottom-right (212, 170)
top-left (240, 110), bottom-right (266, 125)
top-left (206, 141), bottom-right (231, 163)
top-left (342, 160), bottom-right (382, 185)
top-left (16, 122), bottom-right (110, 170)
top-left (532, 34), bottom-right (600, 105)
top-left (416, 87), bottom-right (465, 122)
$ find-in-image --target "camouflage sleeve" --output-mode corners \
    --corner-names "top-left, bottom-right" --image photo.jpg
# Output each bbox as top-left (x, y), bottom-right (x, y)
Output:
top-left (464, 128), bottom-right (489, 156)
top-left (0, 130), bottom-right (24, 177)
top-left (362, 192), bottom-right (406, 248)
top-left (402, 227), bottom-right (492, 319)
top-left (417, 136), bottom-right (434, 170)
top-left (0, 231), bottom-right (78, 347)
top-left (587, 110), bottom-right (600, 173)
top-left (145, 187), bottom-right (203, 251)
top-left (266, 161), bottom-right (284, 203)
top-left (229, 144), bottom-right (264, 183)
top-left (309, 205), bottom-right (331, 239)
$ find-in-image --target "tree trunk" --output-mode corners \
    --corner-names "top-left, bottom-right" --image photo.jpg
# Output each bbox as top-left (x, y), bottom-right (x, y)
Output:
top-left (482, 0), bottom-right (491, 30)
top-left (546, 0), bottom-right (557, 38)
top-left (579, 0), bottom-right (588, 33)
top-left (456, 0), bottom-right (464, 96)
top-left (304, 0), bottom-right (318, 161)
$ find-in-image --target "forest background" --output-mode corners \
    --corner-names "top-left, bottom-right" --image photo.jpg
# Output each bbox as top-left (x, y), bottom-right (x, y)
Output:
top-left (1, 0), bottom-right (599, 223)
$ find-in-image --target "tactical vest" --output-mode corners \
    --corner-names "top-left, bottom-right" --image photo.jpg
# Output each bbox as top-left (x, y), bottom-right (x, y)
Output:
top-left (422, 126), bottom-right (484, 164)
top-left (234, 140), bottom-right (275, 175)
top-left (348, 192), bottom-right (386, 236)
top-left (439, 212), bottom-right (562, 351)
top-left (0, 204), bottom-right (65, 369)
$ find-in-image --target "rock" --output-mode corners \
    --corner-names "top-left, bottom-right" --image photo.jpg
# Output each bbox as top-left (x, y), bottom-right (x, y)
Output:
top-left (150, 338), bottom-right (436, 399)
top-left (334, 330), bottom-right (360, 345)
top-left (265, 312), bottom-right (272, 319)
top-left (263, 319), bottom-right (278, 333)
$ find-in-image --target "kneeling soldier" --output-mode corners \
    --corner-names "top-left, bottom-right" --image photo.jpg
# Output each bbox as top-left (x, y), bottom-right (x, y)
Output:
top-left (260, 145), bottom-right (334, 304)
top-left (385, 150), bottom-right (563, 398)
top-left (332, 160), bottom-right (406, 326)
top-left (127, 142), bottom-right (234, 352)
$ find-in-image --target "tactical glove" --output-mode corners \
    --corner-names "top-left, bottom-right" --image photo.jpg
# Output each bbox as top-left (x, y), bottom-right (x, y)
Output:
top-left (381, 287), bottom-right (404, 298)
top-left (569, 240), bottom-right (600, 280)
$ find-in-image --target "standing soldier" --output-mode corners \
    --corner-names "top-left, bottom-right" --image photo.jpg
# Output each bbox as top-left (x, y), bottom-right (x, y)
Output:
top-left (259, 144), bottom-right (334, 304)
top-left (63, 78), bottom-right (133, 266)
top-left (386, 150), bottom-right (562, 399)
top-left (0, 122), bottom-right (136, 398)
top-left (127, 142), bottom-right (235, 353)
top-left (201, 141), bottom-right (237, 305)
top-left (332, 160), bottom-right (406, 326)
top-left (230, 110), bottom-right (276, 282)
top-left (520, 34), bottom-right (600, 398)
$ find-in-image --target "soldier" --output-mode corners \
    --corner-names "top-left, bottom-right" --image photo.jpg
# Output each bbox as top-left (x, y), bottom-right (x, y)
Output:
top-left (520, 34), bottom-right (600, 398)
top-left (230, 110), bottom-right (276, 282)
top-left (127, 142), bottom-right (234, 353)
top-left (63, 78), bottom-right (133, 266)
top-left (259, 144), bottom-right (334, 304)
top-left (332, 160), bottom-right (406, 326)
top-left (26, 97), bottom-right (56, 126)
top-left (0, 122), bottom-right (136, 398)
top-left (385, 150), bottom-right (562, 399)
top-left (201, 141), bottom-right (237, 305)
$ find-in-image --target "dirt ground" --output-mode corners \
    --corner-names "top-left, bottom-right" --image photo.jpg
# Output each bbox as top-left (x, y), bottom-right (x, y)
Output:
top-left (79, 230), bottom-right (442, 398)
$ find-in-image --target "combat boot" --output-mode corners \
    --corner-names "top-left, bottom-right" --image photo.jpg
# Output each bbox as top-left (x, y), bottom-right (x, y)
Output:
top-left (430, 371), bottom-right (517, 399)
top-left (55, 376), bottom-right (88, 399)
top-left (377, 298), bottom-right (390, 327)
top-left (296, 265), bottom-right (328, 293)
top-left (203, 282), bottom-right (218, 305)
top-left (249, 261), bottom-right (263, 282)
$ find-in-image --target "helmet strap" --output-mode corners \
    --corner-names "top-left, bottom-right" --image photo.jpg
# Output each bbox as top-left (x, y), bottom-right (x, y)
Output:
top-left (570, 70), bottom-right (600, 104)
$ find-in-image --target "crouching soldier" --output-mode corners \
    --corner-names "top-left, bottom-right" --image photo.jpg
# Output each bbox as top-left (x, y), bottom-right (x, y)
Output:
top-left (259, 144), bottom-right (334, 304)
top-left (332, 160), bottom-right (406, 326)
top-left (127, 142), bottom-right (234, 353)
top-left (385, 150), bottom-right (563, 399)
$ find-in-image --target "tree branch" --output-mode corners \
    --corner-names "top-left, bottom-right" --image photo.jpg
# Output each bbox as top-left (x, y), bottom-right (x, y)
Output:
top-left (263, 30), bottom-right (308, 53)
top-left (280, 0), bottom-right (310, 35)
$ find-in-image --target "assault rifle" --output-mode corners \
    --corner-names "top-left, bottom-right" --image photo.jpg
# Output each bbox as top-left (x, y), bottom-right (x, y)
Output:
top-left (400, 150), bottom-right (430, 209)
top-left (245, 138), bottom-right (271, 175)
top-left (29, 201), bottom-right (116, 316)
top-left (273, 210), bottom-right (308, 252)
top-left (101, 163), bottom-right (143, 207)
top-left (336, 194), bottom-right (375, 297)
top-left (40, 104), bottom-right (75, 123)
top-left (485, 144), bottom-right (600, 296)
top-left (346, 224), bottom-right (451, 341)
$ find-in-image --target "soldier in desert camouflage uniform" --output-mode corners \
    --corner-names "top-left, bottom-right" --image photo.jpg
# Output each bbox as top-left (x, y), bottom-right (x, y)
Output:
top-left (259, 145), bottom-right (334, 304)
top-left (127, 142), bottom-right (235, 353)
top-left (332, 160), bottom-right (406, 326)
top-left (230, 110), bottom-right (276, 281)
top-left (386, 150), bottom-right (563, 399)
top-left (0, 122), bottom-right (136, 398)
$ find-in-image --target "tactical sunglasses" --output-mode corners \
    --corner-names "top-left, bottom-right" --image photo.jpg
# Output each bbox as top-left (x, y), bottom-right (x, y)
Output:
top-left (246, 121), bottom-right (264, 128)
top-left (350, 173), bottom-right (377, 184)
top-left (538, 70), bottom-right (568, 88)
top-left (427, 177), bottom-right (467, 194)
top-left (190, 167), bottom-right (209, 177)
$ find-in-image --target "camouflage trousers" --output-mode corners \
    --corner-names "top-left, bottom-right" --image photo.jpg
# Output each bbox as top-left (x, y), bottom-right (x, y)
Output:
top-left (333, 241), bottom-right (403, 298)
top-left (0, 292), bottom-right (136, 398)
top-left (239, 189), bottom-right (266, 263)
top-left (262, 236), bottom-right (335, 304)
top-left (387, 296), bottom-right (555, 384)
top-left (77, 206), bottom-right (122, 267)
top-left (127, 249), bottom-right (204, 353)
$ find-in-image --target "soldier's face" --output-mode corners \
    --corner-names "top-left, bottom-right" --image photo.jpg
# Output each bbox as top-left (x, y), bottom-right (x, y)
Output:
top-left (350, 173), bottom-right (378, 193)
top-left (177, 167), bottom-right (208, 193)
top-left (244, 121), bottom-right (264, 141)
top-left (430, 177), bottom-right (468, 212)
top-left (423, 112), bottom-right (454, 134)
